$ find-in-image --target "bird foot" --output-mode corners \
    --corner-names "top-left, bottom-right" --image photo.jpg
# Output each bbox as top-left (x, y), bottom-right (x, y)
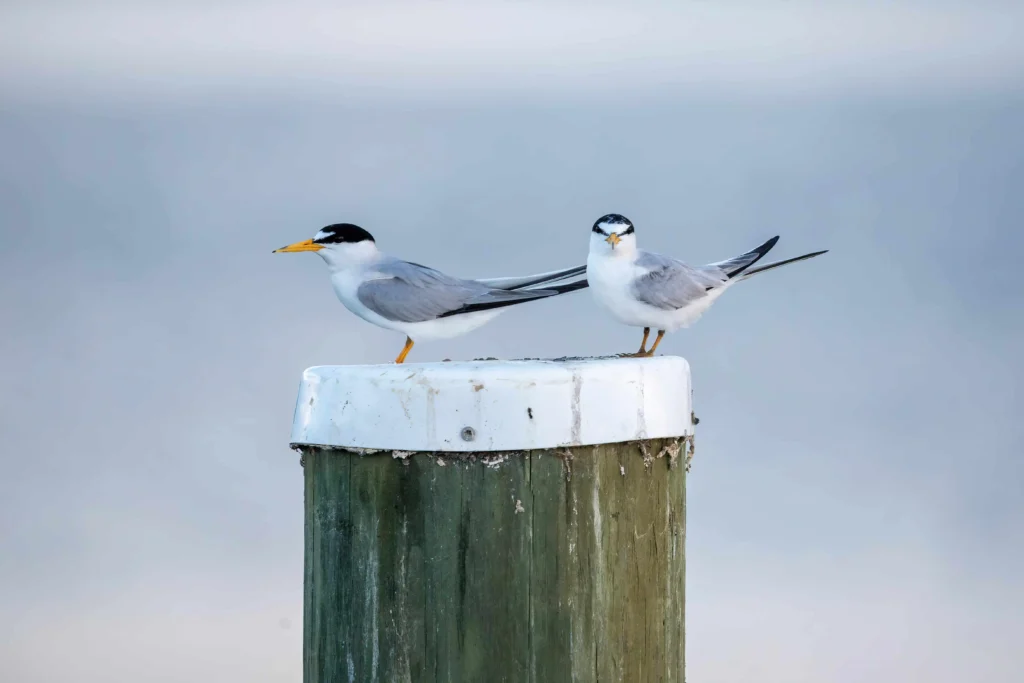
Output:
top-left (617, 350), bottom-right (654, 358)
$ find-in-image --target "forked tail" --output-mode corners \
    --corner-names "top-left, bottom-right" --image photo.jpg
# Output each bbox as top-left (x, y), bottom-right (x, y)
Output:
top-left (739, 250), bottom-right (829, 279)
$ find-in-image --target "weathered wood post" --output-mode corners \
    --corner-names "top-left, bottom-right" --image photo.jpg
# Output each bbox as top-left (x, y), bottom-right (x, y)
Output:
top-left (290, 357), bottom-right (694, 683)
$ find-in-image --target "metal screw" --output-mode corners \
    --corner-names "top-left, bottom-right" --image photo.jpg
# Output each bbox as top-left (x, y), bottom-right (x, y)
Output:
top-left (460, 426), bottom-right (476, 442)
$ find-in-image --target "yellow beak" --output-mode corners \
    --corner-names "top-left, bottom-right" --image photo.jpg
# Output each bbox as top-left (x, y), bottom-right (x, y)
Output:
top-left (605, 233), bottom-right (621, 248)
top-left (273, 239), bottom-right (323, 253)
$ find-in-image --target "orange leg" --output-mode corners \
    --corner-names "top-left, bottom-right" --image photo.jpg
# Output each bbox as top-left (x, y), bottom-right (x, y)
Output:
top-left (644, 330), bottom-right (666, 356)
top-left (637, 327), bottom-right (650, 354)
top-left (394, 337), bottom-right (415, 364)
top-left (619, 327), bottom-right (651, 358)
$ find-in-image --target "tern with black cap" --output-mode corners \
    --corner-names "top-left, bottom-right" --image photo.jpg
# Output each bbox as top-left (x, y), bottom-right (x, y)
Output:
top-left (587, 213), bottom-right (828, 357)
top-left (275, 223), bottom-right (589, 363)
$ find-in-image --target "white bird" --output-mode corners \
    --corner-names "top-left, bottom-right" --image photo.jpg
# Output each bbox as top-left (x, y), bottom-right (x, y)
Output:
top-left (275, 223), bottom-right (588, 363)
top-left (586, 213), bottom-right (827, 357)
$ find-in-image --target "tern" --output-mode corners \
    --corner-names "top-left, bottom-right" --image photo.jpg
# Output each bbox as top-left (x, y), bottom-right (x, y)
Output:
top-left (275, 223), bottom-right (588, 363)
top-left (587, 213), bottom-right (827, 357)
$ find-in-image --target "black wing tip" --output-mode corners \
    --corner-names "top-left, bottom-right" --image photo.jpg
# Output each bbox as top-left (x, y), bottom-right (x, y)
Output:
top-left (724, 235), bottom-right (780, 279)
top-left (439, 278), bottom-right (589, 318)
top-left (506, 264), bottom-right (588, 291)
top-left (547, 278), bottom-right (590, 295)
top-left (762, 235), bottom-right (781, 252)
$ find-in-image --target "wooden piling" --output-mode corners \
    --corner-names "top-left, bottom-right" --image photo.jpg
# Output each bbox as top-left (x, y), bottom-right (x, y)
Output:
top-left (290, 358), bottom-right (694, 683)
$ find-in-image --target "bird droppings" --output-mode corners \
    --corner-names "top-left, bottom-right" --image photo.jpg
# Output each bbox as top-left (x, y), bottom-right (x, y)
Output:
top-left (293, 437), bottom-right (693, 474)
top-left (346, 447), bottom-right (385, 456)
top-left (570, 371), bottom-right (583, 444)
top-left (691, 411), bottom-right (700, 426)
top-left (466, 354), bottom-right (640, 363)
top-left (483, 454), bottom-right (509, 469)
top-left (309, 397), bottom-right (315, 406)
top-left (640, 442), bottom-right (654, 471)
top-left (472, 383), bottom-right (485, 392)
top-left (527, 407), bottom-right (534, 419)
top-left (656, 441), bottom-right (682, 467)
top-left (521, 354), bottom-right (642, 362)
top-left (555, 449), bottom-right (575, 481)
top-left (514, 499), bottom-right (525, 514)
top-left (416, 450), bottom-right (528, 468)
top-left (684, 434), bottom-right (696, 472)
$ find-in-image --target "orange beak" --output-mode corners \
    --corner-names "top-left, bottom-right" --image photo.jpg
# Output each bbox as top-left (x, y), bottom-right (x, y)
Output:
top-left (605, 233), bottom-right (621, 248)
top-left (273, 239), bottom-right (323, 253)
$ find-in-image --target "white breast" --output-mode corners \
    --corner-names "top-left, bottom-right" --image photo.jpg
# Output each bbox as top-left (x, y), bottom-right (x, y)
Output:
top-left (587, 252), bottom-right (660, 328)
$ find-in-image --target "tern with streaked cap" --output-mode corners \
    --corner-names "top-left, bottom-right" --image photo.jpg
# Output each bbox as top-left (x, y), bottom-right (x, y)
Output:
top-left (275, 223), bottom-right (589, 363)
top-left (586, 213), bottom-right (828, 357)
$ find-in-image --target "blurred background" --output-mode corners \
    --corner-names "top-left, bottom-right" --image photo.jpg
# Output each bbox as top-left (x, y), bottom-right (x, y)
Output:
top-left (1, 2), bottom-right (1022, 681)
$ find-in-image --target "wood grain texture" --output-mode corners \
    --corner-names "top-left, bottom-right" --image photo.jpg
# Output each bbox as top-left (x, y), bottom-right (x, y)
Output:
top-left (302, 439), bottom-right (687, 683)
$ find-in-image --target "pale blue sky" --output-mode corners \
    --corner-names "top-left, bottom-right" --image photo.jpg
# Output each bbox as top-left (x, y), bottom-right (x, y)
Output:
top-left (1, 2), bottom-right (1022, 681)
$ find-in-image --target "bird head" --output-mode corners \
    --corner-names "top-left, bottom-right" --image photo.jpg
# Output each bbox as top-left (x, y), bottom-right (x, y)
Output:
top-left (274, 223), bottom-right (378, 268)
top-left (590, 214), bottom-right (636, 255)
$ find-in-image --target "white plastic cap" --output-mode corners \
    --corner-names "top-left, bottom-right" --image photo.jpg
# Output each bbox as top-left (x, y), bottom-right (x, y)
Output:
top-left (289, 356), bottom-right (693, 453)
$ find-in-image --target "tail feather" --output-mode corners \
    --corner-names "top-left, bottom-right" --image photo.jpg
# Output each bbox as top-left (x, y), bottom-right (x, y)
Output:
top-left (740, 250), bottom-right (829, 278)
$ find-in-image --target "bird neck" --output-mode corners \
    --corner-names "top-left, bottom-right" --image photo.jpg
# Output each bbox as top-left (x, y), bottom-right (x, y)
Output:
top-left (592, 244), bottom-right (637, 261)
top-left (318, 242), bottom-right (382, 272)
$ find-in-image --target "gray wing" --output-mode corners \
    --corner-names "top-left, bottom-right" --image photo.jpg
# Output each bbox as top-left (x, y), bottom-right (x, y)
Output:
top-left (357, 259), bottom-right (564, 323)
top-left (632, 251), bottom-right (728, 311)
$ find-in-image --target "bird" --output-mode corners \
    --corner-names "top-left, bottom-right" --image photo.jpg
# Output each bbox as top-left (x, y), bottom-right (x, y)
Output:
top-left (274, 223), bottom-right (589, 363)
top-left (586, 213), bottom-right (827, 357)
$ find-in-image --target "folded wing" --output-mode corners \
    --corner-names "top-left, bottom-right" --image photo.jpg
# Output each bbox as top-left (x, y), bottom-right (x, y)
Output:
top-left (358, 259), bottom-right (587, 323)
top-left (632, 251), bottom-right (725, 311)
